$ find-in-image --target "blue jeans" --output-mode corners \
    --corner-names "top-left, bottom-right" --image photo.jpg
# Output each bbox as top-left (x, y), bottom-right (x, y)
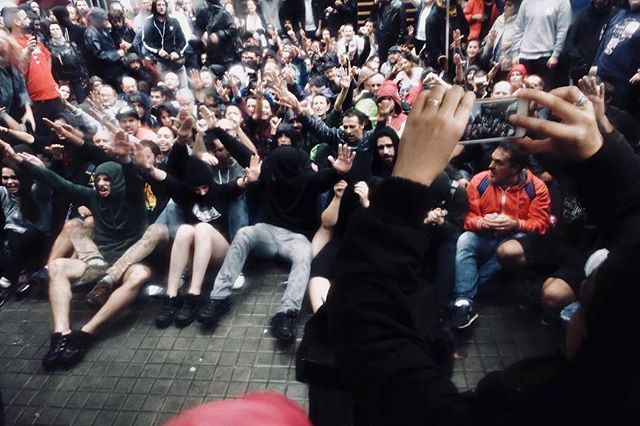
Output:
top-left (453, 231), bottom-right (525, 302)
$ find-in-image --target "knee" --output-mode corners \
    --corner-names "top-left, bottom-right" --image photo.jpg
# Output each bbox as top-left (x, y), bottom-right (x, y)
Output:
top-left (496, 240), bottom-right (525, 266)
top-left (541, 278), bottom-right (575, 309)
top-left (456, 232), bottom-right (479, 252)
top-left (122, 264), bottom-right (151, 287)
top-left (233, 226), bottom-right (254, 243)
top-left (146, 224), bottom-right (169, 242)
top-left (61, 219), bottom-right (83, 235)
top-left (175, 224), bottom-right (195, 240)
top-left (291, 243), bottom-right (313, 264)
top-left (193, 222), bottom-right (214, 238)
top-left (49, 258), bottom-right (71, 279)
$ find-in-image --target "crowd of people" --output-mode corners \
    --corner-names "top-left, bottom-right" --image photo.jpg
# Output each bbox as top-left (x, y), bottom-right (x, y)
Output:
top-left (1, 0), bottom-right (640, 424)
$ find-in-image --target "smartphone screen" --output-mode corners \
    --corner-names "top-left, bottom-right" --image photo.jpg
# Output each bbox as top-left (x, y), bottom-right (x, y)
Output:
top-left (459, 97), bottom-right (527, 144)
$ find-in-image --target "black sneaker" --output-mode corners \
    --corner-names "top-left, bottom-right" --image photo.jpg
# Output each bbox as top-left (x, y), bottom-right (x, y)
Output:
top-left (197, 297), bottom-right (231, 326)
top-left (174, 293), bottom-right (202, 328)
top-left (450, 300), bottom-right (478, 329)
top-left (42, 332), bottom-right (70, 370)
top-left (269, 310), bottom-right (298, 344)
top-left (27, 267), bottom-right (49, 289)
top-left (59, 330), bottom-right (92, 368)
top-left (155, 295), bottom-right (183, 328)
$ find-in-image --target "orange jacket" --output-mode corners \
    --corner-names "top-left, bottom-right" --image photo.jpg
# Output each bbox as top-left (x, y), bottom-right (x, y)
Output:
top-left (464, 169), bottom-right (551, 234)
top-left (464, 0), bottom-right (501, 41)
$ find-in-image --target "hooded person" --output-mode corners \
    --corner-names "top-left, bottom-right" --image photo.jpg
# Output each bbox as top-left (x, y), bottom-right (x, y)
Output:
top-left (51, 5), bottom-right (85, 48)
top-left (141, 0), bottom-right (188, 87)
top-left (140, 152), bottom-right (254, 329)
top-left (194, 0), bottom-right (241, 66)
top-left (195, 123), bottom-right (355, 345)
top-left (0, 141), bottom-right (152, 370)
top-left (83, 8), bottom-right (127, 87)
top-left (376, 80), bottom-right (407, 134)
top-left (370, 125), bottom-right (400, 179)
top-left (271, 122), bottom-right (302, 151)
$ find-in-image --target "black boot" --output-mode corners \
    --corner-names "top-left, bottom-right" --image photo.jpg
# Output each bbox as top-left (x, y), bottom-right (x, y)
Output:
top-left (155, 295), bottom-right (183, 328)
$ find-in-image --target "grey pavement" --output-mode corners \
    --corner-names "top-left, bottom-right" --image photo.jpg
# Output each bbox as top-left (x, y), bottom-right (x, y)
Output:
top-left (0, 263), bottom-right (562, 425)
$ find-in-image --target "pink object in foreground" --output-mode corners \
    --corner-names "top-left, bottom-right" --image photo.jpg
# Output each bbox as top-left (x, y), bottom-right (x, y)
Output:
top-left (163, 391), bottom-right (311, 426)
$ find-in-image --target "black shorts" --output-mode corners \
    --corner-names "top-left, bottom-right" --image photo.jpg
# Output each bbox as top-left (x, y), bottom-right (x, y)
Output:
top-left (520, 232), bottom-right (590, 293)
top-left (310, 238), bottom-right (342, 280)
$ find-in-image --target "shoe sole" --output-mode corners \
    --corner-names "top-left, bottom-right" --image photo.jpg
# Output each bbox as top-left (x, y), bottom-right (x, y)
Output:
top-left (456, 313), bottom-right (479, 329)
top-left (71, 273), bottom-right (108, 294)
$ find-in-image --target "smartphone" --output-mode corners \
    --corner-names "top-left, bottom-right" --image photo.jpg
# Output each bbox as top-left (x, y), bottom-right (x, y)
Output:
top-left (459, 97), bottom-right (528, 144)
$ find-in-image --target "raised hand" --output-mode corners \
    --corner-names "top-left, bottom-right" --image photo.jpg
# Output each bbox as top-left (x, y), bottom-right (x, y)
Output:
top-left (245, 154), bottom-right (262, 184)
top-left (176, 116), bottom-right (195, 140)
top-left (509, 87), bottom-right (603, 161)
top-left (0, 139), bottom-right (20, 162)
top-left (578, 76), bottom-right (605, 122)
top-left (198, 105), bottom-right (218, 130)
top-left (393, 85), bottom-right (475, 186)
top-left (45, 143), bottom-right (65, 160)
top-left (16, 152), bottom-right (45, 167)
top-left (111, 130), bottom-right (130, 157)
top-left (188, 69), bottom-right (203, 91)
top-left (132, 142), bottom-right (152, 170)
top-left (328, 144), bottom-right (356, 175)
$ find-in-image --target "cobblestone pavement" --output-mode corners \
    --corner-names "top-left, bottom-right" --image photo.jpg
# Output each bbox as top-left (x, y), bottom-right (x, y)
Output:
top-left (0, 263), bottom-right (562, 425)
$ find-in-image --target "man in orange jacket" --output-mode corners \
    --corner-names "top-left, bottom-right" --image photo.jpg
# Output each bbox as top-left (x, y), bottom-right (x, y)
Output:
top-left (450, 142), bottom-right (550, 328)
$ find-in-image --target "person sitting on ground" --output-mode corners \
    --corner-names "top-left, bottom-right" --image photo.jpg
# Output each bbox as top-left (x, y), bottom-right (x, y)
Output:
top-left (450, 142), bottom-right (550, 329)
top-left (195, 107), bottom-right (356, 345)
top-left (1, 134), bottom-right (150, 370)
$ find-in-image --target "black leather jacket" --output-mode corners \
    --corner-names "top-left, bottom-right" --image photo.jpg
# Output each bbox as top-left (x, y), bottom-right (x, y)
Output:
top-left (194, 2), bottom-right (240, 66)
top-left (374, 0), bottom-right (407, 47)
top-left (84, 25), bottom-right (127, 82)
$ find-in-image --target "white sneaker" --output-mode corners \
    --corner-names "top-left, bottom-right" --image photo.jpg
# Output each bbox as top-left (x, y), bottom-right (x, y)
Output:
top-left (232, 273), bottom-right (245, 290)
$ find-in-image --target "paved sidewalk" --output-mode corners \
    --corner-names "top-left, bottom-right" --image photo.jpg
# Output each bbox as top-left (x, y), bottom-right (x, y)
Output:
top-left (0, 263), bottom-right (562, 425)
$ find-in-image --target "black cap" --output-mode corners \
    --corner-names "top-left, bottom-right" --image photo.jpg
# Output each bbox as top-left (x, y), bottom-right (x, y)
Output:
top-left (116, 105), bottom-right (139, 120)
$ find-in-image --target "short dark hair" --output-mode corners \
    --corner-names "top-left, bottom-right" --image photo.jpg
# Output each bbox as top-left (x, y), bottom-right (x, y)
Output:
top-left (140, 139), bottom-right (161, 157)
top-left (150, 85), bottom-right (168, 97)
top-left (343, 108), bottom-right (368, 125)
top-left (497, 142), bottom-right (528, 169)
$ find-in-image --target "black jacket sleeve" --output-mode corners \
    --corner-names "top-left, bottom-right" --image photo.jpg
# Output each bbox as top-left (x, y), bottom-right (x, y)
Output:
top-left (325, 177), bottom-right (480, 426)
top-left (208, 127), bottom-right (254, 168)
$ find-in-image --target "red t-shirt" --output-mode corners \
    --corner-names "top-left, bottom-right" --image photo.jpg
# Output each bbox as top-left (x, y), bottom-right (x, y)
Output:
top-left (15, 34), bottom-right (59, 102)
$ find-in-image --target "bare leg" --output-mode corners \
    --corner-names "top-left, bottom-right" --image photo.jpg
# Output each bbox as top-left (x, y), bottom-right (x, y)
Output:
top-left (496, 239), bottom-right (527, 269)
top-left (107, 224), bottom-right (169, 282)
top-left (82, 264), bottom-right (151, 334)
top-left (48, 258), bottom-right (86, 334)
top-left (166, 225), bottom-right (195, 297)
top-left (187, 222), bottom-right (229, 295)
top-left (311, 227), bottom-right (331, 257)
top-left (47, 219), bottom-right (83, 264)
top-left (308, 277), bottom-right (331, 313)
top-left (541, 277), bottom-right (576, 310)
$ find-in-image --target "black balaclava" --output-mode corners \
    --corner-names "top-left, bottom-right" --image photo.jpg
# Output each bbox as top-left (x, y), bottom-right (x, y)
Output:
top-left (183, 157), bottom-right (216, 203)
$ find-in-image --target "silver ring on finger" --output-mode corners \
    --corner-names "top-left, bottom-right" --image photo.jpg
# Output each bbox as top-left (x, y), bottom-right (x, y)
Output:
top-left (575, 94), bottom-right (588, 108)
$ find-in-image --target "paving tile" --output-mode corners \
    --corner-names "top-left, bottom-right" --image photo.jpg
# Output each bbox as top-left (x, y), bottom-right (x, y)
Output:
top-left (0, 262), bottom-right (561, 425)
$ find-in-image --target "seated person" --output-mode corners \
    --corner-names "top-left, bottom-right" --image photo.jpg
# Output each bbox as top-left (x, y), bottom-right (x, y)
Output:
top-left (450, 142), bottom-right (550, 329)
top-left (195, 109), bottom-right (356, 345)
top-left (0, 136), bottom-right (149, 370)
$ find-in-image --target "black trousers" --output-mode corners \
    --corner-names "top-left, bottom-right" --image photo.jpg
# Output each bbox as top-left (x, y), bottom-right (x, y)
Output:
top-left (1, 228), bottom-right (49, 282)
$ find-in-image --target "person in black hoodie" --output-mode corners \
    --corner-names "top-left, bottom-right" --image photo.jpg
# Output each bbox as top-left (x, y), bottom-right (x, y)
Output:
top-left (194, 0), bottom-right (241, 67)
top-left (135, 143), bottom-right (261, 329)
top-left (564, 0), bottom-right (618, 82)
top-left (142, 0), bottom-right (189, 88)
top-left (319, 82), bottom-right (640, 425)
top-left (195, 107), bottom-right (356, 345)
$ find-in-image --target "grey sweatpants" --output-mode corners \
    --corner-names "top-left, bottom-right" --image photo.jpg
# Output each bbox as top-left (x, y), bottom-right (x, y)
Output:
top-left (210, 223), bottom-right (312, 313)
